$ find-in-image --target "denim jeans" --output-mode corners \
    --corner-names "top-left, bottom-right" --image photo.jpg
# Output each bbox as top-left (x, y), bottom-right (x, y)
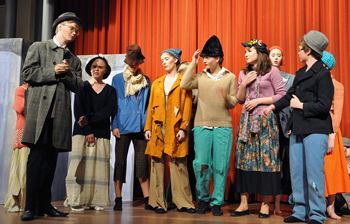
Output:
top-left (192, 127), bottom-right (232, 206)
top-left (289, 134), bottom-right (328, 223)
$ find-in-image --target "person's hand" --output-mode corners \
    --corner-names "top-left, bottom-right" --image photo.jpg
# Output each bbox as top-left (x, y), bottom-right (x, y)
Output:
top-left (78, 116), bottom-right (88, 128)
top-left (287, 130), bottom-right (291, 135)
top-left (216, 87), bottom-right (228, 101)
top-left (176, 130), bottom-right (185, 142)
top-left (245, 99), bottom-right (260, 111)
top-left (327, 133), bottom-right (335, 154)
top-left (112, 128), bottom-right (121, 138)
top-left (145, 130), bottom-right (151, 141)
top-left (86, 133), bottom-right (94, 143)
top-left (55, 59), bottom-right (69, 74)
top-left (290, 94), bottom-right (303, 109)
top-left (192, 49), bottom-right (200, 65)
top-left (241, 71), bottom-right (257, 87)
top-left (261, 104), bottom-right (275, 117)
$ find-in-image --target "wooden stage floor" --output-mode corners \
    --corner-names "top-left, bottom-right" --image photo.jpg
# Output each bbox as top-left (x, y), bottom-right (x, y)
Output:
top-left (1, 200), bottom-right (349, 224)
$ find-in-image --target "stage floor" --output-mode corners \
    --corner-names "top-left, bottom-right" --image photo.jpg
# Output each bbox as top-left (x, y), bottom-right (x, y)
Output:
top-left (1, 200), bottom-right (349, 224)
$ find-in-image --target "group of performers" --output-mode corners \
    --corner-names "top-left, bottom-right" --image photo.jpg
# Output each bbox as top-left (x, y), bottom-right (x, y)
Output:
top-left (3, 12), bottom-right (350, 224)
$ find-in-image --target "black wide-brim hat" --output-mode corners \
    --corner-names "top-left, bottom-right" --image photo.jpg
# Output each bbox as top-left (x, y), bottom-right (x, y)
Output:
top-left (85, 55), bottom-right (111, 79)
top-left (52, 12), bottom-right (84, 30)
top-left (200, 35), bottom-right (224, 58)
top-left (124, 44), bottom-right (145, 66)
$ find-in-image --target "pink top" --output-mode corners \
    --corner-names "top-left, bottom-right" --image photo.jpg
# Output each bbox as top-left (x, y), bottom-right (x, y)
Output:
top-left (13, 84), bottom-right (28, 149)
top-left (238, 66), bottom-right (286, 114)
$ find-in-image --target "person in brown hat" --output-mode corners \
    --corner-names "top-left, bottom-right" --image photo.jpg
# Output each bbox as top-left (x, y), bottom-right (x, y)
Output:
top-left (111, 44), bottom-right (152, 211)
top-left (20, 12), bottom-right (84, 221)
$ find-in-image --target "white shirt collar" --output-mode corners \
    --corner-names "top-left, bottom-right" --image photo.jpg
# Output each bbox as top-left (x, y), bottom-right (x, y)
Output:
top-left (204, 67), bottom-right (228, 81)
top-left (53, 36), bottom-right (67, 49)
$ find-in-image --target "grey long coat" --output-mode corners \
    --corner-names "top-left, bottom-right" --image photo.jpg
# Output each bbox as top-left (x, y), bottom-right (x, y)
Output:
top-left (21, 39), bottom-right (84, 152)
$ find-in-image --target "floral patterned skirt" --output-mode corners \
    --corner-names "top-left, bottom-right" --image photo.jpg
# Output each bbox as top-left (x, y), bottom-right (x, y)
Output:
top-left (234, 113), bottom-right (281, 195)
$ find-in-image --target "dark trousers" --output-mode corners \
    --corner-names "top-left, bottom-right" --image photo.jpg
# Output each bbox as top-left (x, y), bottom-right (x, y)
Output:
top-left (25, 145), bottom-right (58, 211)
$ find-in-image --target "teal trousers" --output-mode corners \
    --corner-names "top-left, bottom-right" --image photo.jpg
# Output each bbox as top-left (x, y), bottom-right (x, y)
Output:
top-left (193, 127), bottom-right (233, 206)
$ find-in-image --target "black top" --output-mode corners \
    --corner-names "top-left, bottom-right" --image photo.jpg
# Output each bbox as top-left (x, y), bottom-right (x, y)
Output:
top-left (274, 60), bottom-right (334, 135)
top-left (73, 81), bottom-right (117, 139)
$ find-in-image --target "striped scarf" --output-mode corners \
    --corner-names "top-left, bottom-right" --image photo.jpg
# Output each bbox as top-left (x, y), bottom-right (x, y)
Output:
top-left (240, 75), bottom-right (261, 142)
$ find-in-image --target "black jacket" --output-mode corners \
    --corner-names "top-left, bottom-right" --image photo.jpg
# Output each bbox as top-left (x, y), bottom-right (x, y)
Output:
top-left (274, 60), bottom-right (334, 135)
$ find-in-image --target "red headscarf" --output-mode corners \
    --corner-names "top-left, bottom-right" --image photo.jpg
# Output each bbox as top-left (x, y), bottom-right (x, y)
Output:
top-left (269, 46), bottom-right (284, 66)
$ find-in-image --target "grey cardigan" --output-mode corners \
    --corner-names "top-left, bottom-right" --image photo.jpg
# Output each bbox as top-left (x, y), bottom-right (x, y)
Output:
top-left (278, 71), bottom-right (295, 138)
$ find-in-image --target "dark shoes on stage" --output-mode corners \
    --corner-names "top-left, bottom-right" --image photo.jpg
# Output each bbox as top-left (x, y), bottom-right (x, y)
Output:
top-left (230, 209), bottom-right (269, 218)
top-left (283, 216), bottom-right (307, 223)
top-left (21, 205), bottom-right (68, 221)
top-left (167, 202), bottom-right (176, 210)
top-left (197, 201), bottom-right (211, 214)
top-left (113, 197), bottom-right (122, 211)
top-left (36, 204), bottom-right (69, 217)
top-left (155, 207), bottom-right (167, 214)
top-left (212, 205), bottom-right (223, 216)
top-left (20, 210), bottom-right (35, 221)
top-left (258, 212), bottom-right (270, 218)
top-left (230, 209), bottom-right (250, 216)
top-left (144, 197), bottom-right (154, 210)
top-left (177, 207), bottom-right (196, 213)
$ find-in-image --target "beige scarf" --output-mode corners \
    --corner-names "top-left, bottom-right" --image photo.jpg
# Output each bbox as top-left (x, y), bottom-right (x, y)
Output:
top-left (123, 65), bottom-right (148, 97)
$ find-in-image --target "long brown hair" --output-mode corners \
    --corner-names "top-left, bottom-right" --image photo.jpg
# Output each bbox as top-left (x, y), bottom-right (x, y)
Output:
top-left (243, 46), bottom-right (271, 75)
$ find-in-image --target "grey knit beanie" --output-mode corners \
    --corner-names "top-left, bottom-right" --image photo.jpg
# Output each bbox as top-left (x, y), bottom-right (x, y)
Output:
top-left (303, 30), bottom-right (328, 57)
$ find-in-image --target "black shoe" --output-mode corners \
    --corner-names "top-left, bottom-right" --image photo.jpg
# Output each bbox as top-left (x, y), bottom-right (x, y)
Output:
top-left (21, 210), bottom-right (35, 221)
top-left (258, 212), bottom-right (270, 218)
top-left (155, 207), bottom-right (166, 214)
top-left (144, 197), bottom-right (154, 210)
top-left (167, 202), bottom-right (176, 210)
top-left (340, 206), bottom-right (350, 215)
top-left (177, 207), bottom-right (196, 213)
top-left (37, 205), bottom-right (69, 217)
top-left (177, 207), bottom-right (187, 212)
top-left (187, 208), bottom-right (196, 213)
top-left (197, 201), bottom-right (210, 214)
top-left (308, 220), bottom-right (322, 224)
top-left (113, 197), bottom-right (122, 211)
top-left (212, 205), bottom-right (223, 216)
top-left (230, 209), bottom-right (250, 216)
top-left (284, 216), bottom-right (307, 223)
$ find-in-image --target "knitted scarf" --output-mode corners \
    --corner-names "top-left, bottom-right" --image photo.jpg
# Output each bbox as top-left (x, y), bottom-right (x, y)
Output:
top-left (123, 65), bottom-right (148, 97)
top-left (240, 75), bottom-right (261, 142)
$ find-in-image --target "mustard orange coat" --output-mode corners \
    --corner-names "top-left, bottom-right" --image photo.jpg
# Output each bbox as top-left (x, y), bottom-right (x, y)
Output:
top-left (144, 73), bottom-right (192, 158)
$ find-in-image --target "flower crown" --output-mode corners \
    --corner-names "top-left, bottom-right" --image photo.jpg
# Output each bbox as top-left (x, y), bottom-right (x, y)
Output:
top-left (242, 39), bottom-right (270, 55)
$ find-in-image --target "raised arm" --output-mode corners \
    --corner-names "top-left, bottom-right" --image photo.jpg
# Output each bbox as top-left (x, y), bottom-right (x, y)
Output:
top-left (180, 50), bottom-right (200, 90)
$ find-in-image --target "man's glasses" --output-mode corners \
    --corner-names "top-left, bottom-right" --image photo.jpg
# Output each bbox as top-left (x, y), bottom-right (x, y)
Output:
top-left (63, 24), bottom-right (80, 35)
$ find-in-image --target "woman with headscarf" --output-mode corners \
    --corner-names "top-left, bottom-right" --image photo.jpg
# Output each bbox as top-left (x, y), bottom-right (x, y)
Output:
top-left (269, 46), bottom-right (295, 215)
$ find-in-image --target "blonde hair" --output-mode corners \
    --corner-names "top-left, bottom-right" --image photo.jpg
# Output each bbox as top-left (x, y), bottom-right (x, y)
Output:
top-left (55, 20), bottom-right (81, 34)
top-left (177, 61), bottom-right (190, 75)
